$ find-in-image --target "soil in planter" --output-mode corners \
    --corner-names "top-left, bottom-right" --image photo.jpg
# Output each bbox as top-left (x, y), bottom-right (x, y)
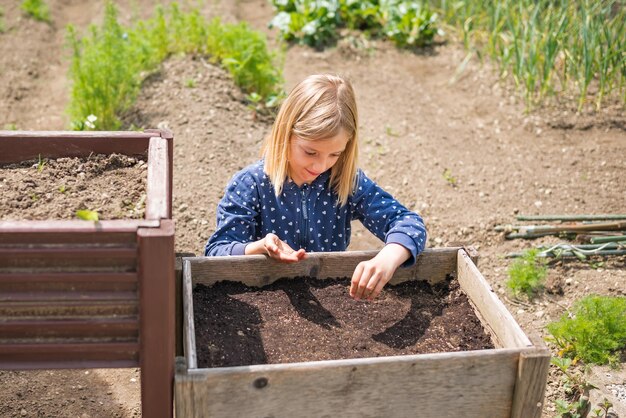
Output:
top-left (0, 154), bottom-right (147, 220)
top-left (193, 276), bottom-right (494, 368)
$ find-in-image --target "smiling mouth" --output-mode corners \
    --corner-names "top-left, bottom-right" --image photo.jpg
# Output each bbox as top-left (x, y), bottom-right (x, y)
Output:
top-left (305, 169), bottom-right (320, 177)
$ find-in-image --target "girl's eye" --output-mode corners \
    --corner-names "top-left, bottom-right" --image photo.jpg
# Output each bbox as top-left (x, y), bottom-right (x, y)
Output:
top-left (305, 151), bottom-right (316, 156)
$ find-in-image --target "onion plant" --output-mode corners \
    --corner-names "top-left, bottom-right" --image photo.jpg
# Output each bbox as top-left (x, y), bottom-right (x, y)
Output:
top-left (430, 0), bottom-right (626, 111)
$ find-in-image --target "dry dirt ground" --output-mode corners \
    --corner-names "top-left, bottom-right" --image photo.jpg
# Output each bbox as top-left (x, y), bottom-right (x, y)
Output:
top-left (1, 0), bottom-right (625, 416)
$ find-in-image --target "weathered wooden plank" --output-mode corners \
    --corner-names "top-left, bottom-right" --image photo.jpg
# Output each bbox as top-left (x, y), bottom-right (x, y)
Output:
top-left (0, 318), bottom-right (138, 339)
top-left (145, 136), bottom-right (170, 220)
top-left (0, 272), bottom-right (137, 292)
top-left (0, 300), bottom-right (138, 318)
top-left (456, 250), bottom-right (531, 349)
top-left (0, 290), bottom-right (137, 302)
top-left (183, 259), bottom-right (198, 369)
top-left (138, 220), bottom-right (175, 418)
top-left (0, 131), bottom-right (152, 163)
top-left (0, 342), bottom-right (140, 369)
top-left (175, 253), bottom-right (196, 357)
top-left (0, 219), bottom-right (158, 233)
top-left (0, 247), bottom-right (137, 269)
top-left (510, 346), bottom-right (551, 418)
top-left (180, 348), bottom-right (522, 418)
top-left (186, 247), bottom-right (459, 287)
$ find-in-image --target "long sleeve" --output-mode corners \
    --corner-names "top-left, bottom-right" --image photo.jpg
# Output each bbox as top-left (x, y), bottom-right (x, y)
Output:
top-left (350, 170), bottom-right (427, 266)
top-left (205, 170), bottom-right (261, 256)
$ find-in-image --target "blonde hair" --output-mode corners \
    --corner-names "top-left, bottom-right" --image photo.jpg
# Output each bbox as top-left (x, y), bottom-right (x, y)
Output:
top-left (262, 74), bottom-right (359, 206)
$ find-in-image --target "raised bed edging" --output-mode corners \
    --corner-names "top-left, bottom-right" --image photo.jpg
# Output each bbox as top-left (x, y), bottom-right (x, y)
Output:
top-left (0, 130), bottom-right (175, 418)
top-left (177, 248), bottom-right (550, 418)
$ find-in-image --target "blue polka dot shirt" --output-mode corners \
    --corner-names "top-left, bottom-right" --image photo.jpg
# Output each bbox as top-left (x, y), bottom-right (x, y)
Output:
top-left (205, 160), bottom-right (427, 266)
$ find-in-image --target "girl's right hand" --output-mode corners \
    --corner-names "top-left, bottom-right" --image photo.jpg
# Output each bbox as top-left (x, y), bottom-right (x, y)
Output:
top-left (246, 233), bottom-right (306, 263)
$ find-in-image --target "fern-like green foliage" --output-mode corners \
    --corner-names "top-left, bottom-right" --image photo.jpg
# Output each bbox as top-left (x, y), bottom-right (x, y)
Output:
top-left (547, 295), bottom-right (626, 366)
top-left (68, 2), bottom-right (283, 130)
top-left (68, 3), bottom-right (146, 130)
top-left (506, 248), bottom-right (547, 299)
top-left (21, 0), bottom-right (51, 23)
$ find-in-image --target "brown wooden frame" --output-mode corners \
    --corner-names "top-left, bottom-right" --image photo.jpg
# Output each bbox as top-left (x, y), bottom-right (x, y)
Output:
top-left (177, 248), bottom-right (550, 418)
top-left (0, 130), bottom-right (175, 418)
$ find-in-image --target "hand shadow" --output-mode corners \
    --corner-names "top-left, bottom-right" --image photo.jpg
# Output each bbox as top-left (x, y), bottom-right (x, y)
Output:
top-left (193, 282), bottom-right (267, 368)
top-left (372, 290), bottom-right (444, 349)
top-left (279, 278), bottom-right (341, 330)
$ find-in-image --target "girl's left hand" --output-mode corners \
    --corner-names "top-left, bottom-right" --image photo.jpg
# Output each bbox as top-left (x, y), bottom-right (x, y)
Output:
top-left (349, 243), bottom-right (410, 301)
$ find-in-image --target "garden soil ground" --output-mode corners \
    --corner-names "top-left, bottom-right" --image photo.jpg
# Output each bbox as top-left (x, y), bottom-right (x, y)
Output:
top-left (193, 278), bottom-right (493, 368)
top-left (0, 0), bottom-right (625, 416)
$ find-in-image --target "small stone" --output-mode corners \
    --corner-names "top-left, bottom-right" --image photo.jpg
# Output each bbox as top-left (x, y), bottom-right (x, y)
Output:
top-left (534, 200), bottom-right (543, 208)
top-left (130, 378), bottom-right (137, 383)
top-left (434, 237), bottom-right (443, 244)
top-left (237, 330), bottom-right (245, 337)
top-left (21, 409), bottom-right (27, 416)
top-left (517, 309), bottom-right (525, 314)
top-left (565, 278), bottom-right (573, 285)
top-left (535, 310), bottom-right (545, 318)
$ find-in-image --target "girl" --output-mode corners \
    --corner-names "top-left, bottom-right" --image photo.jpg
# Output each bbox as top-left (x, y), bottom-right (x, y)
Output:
top-left (205, 74), bottom-right (427, 301)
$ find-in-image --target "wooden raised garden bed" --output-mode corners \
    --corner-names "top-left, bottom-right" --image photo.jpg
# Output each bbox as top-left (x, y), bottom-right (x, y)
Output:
top-left (177, 248), bottom-right (550, 418)
top-left (0, 130), bottom-right (175, 418)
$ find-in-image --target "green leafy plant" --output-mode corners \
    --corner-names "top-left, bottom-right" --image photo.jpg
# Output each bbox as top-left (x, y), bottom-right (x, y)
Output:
top-left (184, 78), bottom-right (196, 88)
top-left (551, 357), bottom-right (596, 418)
top-left (506, 248), bottom-right (546, 299)
top-left (76, 209), bottom-right (99, 221)
top-left (269, 0), bottom-right (440, 50)
top-left (547, 295), bottom-right (626, 366)
top-left (381, 0), bottom-right (438, 48)
top-left (68, 2), bottom-right (283, 130)
top-left (58, 185), bottom-right (67, 193)
top-left (21, 0), bottom-right (51, 23)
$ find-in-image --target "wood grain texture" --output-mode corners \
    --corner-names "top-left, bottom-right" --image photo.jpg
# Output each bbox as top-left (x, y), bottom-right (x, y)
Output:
top-left (138, 220), bottom-right (175, 418)
top-left (456, 250), bottom-right (531, 349)
top-left (510, 347), bottom-right (551, 418)
top-left (178, 349), bottom-right (522, 418)
top-left (0, 342), bottom-right (139, 369)
top-left (186, 247), bottom-right (459, 288)
top-left (146, 136), bottom-right (170, 220)
top-left (0, 131), bottom-right (151, 163)
top-left (183, 259), bottom-right (198, 370)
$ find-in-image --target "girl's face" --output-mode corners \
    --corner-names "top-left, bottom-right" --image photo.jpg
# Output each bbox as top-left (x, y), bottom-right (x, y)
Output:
top-left (288, 128), bottom-right (350, 187)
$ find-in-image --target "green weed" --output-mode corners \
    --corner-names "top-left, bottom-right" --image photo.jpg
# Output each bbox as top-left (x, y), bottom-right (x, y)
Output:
top-left (184, 78), bottom-right (196, 88)
top-left (58, 184), bottom-right (67, 193)
top-left (21, 0), bottom-right (51, 23)
top-left (36, 154), bottom-right (46, 172)
top-left (442, 168), bottom-right (456, 186)
top-left (76, 209), bottom-right (99, 221)
top-left (547, 295), bottom-right (626, 366)
top-left (68, 2), bottom-right (283, 130)
top-left (0, 6), bottom-right (5, 33)
top-left (506, 248), bottom-right (546, 299)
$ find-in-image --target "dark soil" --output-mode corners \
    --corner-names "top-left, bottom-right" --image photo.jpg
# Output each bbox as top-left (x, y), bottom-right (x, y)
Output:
top-left (193, 277), bottom-right (494, 368)
top-left (0, 154), bottom-right (147, 220)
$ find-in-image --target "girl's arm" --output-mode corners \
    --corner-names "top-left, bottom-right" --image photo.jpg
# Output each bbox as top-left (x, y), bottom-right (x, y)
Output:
top-left (349, 243), bottom-right (409, 300)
